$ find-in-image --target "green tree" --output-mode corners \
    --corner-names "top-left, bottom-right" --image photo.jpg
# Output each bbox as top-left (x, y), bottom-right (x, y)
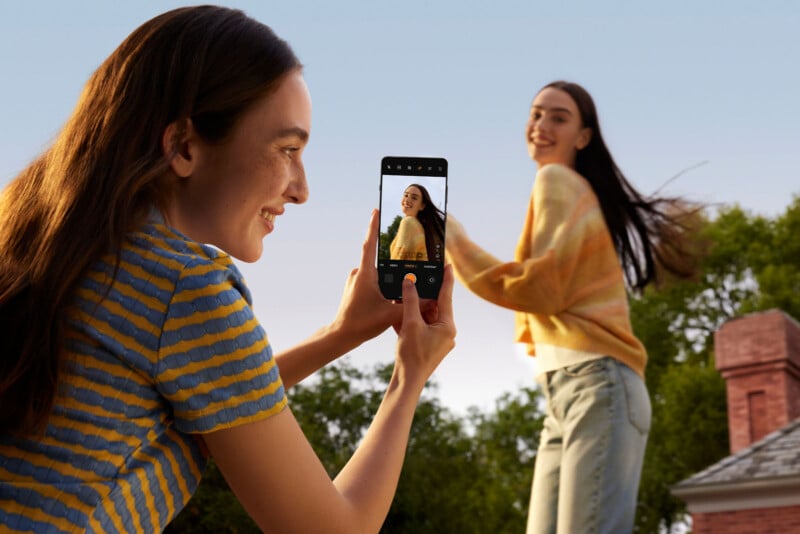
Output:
top-left (466, 388), bottom-right (544, 531)
top-left (633, 196), bottom-right (800, 532)
top-left (379, 215), bottom-right (402, 259)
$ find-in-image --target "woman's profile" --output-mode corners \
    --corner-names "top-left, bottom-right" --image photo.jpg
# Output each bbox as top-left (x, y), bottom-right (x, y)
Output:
top-left (0, 7), bottom-right (456, 533)
top-left (390, 184), bottom-right (445, 262)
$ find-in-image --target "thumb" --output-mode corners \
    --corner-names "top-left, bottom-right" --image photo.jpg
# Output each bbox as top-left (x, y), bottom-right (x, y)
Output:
top-left (401, 276), bottom-right (422, 326)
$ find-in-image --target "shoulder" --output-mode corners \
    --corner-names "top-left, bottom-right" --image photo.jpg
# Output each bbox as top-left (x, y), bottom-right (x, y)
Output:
top-left (533, 164), bottom-right (594, 210)
top-left (399, 216), bottom-right (423, 229)
top-left (534, 164), bottom-right (591, 196)
top-left (124, 223), bottom-right (251, 303)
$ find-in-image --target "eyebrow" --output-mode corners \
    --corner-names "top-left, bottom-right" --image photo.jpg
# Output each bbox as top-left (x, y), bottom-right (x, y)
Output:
top-left (275, 127), bottom-right (310, 142)
top-left (531, 105), bottom-right (573, 115)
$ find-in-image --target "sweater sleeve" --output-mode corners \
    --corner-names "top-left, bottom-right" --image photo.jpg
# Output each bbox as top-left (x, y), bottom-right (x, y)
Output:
top-left (447, 164), bottom-right (593, 316)
top-left (390, 216), bottom-right (428, 261)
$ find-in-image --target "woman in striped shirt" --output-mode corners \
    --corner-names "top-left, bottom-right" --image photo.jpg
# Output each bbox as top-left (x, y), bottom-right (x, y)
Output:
top-left (0, 6), bottom-right (455, 533)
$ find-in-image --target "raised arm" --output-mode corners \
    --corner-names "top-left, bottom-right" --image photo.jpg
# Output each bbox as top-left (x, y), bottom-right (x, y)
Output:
top-left (389, 216), bottom-right (426, 261)
top-left (274, 210), bottom-right (403, 388)
top-left (202, 264), bottom-right (456, 533)
top-left (445, 165), bottom-right (597, 316)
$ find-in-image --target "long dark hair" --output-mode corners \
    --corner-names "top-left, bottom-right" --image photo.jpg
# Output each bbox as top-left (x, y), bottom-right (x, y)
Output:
top-left (0, 6), bottom-right (301, 435)
top-left (407, 184), bottom-right (446, 262)
top-left (541, 80), bottom-right (700, 292)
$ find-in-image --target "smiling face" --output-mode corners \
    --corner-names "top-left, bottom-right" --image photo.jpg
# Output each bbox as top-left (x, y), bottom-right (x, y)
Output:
top-left (163, 70), bottom-right (311, 262)
top-left (525, 87), bottom-right (592, 169)
top-left (401, 186), bottom-right (425, 217)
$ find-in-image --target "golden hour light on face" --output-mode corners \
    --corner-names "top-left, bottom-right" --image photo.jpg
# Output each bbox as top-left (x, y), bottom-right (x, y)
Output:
top-left (401, 185), bottom-right (425, 217)
top-left (164, 71), bottom-right (312, 262)
top-left (525, 87), bottom-right (591, 169)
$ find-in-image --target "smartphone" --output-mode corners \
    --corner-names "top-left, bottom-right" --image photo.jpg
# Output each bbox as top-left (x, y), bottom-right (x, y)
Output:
top-left (378, 156), bottom-right (448, 300)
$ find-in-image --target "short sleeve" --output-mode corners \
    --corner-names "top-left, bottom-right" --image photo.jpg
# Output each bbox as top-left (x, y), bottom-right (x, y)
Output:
top-left (156, 259), bottom-right (287, 433)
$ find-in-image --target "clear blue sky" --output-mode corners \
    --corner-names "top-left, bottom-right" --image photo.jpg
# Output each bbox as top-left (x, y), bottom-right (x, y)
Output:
top-left (1, 1), bottom-right (798, 415)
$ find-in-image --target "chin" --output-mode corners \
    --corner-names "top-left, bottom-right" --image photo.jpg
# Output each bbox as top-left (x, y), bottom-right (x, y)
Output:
top-left (232, 245), bottom-right (263, 263)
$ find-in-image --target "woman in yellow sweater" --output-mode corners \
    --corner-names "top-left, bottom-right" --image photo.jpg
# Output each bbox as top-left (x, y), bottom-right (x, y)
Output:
top-left (446, 81), bottom-right (696, 533)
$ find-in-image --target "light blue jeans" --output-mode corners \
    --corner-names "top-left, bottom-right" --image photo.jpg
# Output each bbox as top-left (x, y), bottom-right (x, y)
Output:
top-left (527, 356), bottom-right (651, 534)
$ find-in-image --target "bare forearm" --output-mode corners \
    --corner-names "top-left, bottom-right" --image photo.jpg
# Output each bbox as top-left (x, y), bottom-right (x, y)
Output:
top-left (332, 372), bottom-right (423, 531)
top-left (274, 323), bottom-right (361, 389)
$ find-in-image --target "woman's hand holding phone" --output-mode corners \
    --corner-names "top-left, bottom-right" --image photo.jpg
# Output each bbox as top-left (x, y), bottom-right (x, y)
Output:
top-left (393, 264), bottom-right (456, 391)
top-left (330, 209), bottom-right (404, 348)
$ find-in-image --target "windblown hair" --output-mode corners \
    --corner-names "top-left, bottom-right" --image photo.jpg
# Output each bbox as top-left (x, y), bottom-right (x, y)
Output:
top-left (0, 6), bottom-right (301, 434)
top-left (407, 184), bottom-right (446, 262)
top-left (541, 81), bottom-right (701, 292)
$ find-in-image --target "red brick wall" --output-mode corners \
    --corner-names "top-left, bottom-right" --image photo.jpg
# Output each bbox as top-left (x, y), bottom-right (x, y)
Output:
top-left (716, 310), bottom-right (800, 368)
top-left (684, 311), bottom-right (800, 534)
top-left (715, 310), bottom-right (800, 453)
top-left (692, 505), bottom-right (800, 533)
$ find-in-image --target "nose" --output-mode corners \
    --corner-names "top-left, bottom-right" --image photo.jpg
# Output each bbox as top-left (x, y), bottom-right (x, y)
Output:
top-left (286, 165), bottom-right (309, 204)
top-left (533, 116), bottom-right (549, 134)
top-left (526, 118), bottom-right (539, 139)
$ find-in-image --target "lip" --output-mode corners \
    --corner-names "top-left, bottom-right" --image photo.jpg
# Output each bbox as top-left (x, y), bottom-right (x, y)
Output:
top-left (529, 134), bottom-right (553, 144)
top-left (530, 139), bottom-right (554, 149)
top-left (259, 207), bottom-right (282, 233)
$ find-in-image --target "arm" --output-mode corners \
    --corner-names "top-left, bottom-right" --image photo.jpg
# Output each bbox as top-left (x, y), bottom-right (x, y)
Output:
top-left (390, 216), bottom-right (427, 261)
top-left (203, 265), bottom-right (456, 533)
top-left (274, 210), bottom-right (403, 388)
top-left (446, 165), bottom-right (590, 315)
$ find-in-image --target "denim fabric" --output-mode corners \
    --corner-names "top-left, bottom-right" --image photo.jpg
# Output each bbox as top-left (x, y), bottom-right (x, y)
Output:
top-left (527, 356), bottom-right (651, 534)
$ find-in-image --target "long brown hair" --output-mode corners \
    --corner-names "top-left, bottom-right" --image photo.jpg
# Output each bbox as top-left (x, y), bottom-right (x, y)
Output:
top-left (0, 6), bottom-right (301, 434)
top-left (541, 81), bottom-right (701, 292)
top-left (407, 184), bottom-right (446, 262)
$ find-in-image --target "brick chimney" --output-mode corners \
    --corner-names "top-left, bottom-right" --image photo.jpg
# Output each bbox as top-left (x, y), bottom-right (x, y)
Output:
top-left (715, 309), bottom-right (800, 453)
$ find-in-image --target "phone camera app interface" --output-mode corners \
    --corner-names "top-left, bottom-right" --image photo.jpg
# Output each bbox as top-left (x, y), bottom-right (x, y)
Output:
top-left (378, 157), bottom-right (447, 300)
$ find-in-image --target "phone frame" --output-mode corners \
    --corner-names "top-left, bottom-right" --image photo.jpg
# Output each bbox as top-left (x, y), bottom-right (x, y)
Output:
top-left (377, 156), bottom-right (448, 300)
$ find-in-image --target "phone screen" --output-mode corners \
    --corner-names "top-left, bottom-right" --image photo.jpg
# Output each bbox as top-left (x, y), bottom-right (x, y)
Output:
top-left (378, 156), bottom-right (448, 300)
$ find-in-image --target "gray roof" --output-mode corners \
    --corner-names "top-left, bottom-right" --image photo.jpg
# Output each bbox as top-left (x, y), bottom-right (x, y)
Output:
top-left (675, 417), bottom-right (800, 489)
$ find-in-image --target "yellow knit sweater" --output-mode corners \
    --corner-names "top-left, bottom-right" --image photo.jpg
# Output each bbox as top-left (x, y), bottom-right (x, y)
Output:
top-left (390, 216), bottom-right (428, 261)
top-left (446, 163), bottom-right (647, 377)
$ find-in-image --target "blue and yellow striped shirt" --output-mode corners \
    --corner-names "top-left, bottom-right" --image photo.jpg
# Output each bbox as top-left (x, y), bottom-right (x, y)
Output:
top-left (0, 223), bottom-right (287, 533)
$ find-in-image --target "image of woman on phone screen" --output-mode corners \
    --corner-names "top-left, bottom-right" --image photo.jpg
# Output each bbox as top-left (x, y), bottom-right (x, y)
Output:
top-left (390, 183), bottom-right (445, 262)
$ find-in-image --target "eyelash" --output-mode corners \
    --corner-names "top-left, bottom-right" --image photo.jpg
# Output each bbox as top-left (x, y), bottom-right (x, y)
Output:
top-left (530, 113), bottom-right (566, 124)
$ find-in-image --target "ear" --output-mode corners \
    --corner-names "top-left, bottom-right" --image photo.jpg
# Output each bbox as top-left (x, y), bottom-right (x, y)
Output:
top-left (162, 119), bottom-right (198, 178)
top-left (576, 127), bottom-right (592, 151)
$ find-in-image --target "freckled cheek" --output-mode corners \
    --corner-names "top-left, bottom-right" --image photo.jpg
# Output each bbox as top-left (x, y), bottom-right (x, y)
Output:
top-left (247, 156), bottom-right (282, 191)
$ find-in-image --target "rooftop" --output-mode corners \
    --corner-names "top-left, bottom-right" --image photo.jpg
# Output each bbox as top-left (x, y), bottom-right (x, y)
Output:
top-left (675, 417), bottom-right (800, 489)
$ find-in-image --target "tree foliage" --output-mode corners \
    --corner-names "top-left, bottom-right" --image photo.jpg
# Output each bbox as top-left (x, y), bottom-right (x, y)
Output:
top-left (378, 215), bottom-right (402, 259)
top-left (632, 196), bottom-right (800, 532)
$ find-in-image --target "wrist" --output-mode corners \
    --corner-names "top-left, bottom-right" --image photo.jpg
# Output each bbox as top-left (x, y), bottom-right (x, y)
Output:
top-left (386, 365), bottom-right (426, 400)
top-left (322, 319), bottom-right (364, 355)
